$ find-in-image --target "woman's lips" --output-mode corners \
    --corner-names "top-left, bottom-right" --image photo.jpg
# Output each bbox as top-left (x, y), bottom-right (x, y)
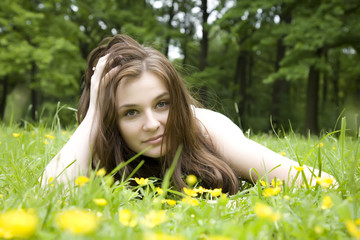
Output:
top-left (143, 135), bottom-right (163, 145)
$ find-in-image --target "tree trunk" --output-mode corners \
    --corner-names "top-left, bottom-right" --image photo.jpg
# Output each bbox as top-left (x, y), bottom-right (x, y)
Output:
top-left (322, 72), bottom-right (328, 108)
top-left (305, 65), bottom-right (320, 134)
top-left (234, 50), bottom-right (248, 128)
top-left (30, 62), bottom-right (38, 121)
top-left (321, 49), bottom-right (329, 111)
top-left (247, 52), bottom-right (253, 118)
top-left (181, 8), bottom-right (194, 67)
top-left (0, 76), bottom-right (8, 120)
top-left (164, 0), bottom-right (175, 58)
top-left (270, 38), bottom-right (290, 129)
top-left (199, 0), bottom-right (209, 105)
top-left (270, 6), bottom-right (292, 130)
top-left (182, 39), bottom-right (188, 67)
top-left (200, 0), bottom-right (208, 71)
top-left (331, 56), bottom-right (340, 106)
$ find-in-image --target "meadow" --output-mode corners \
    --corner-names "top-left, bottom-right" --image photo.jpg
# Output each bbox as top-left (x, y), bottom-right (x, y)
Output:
top-left (0, 118), bottom-right (359, 239)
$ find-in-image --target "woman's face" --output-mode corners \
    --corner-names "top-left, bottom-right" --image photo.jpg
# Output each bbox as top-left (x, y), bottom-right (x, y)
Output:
top-left (116, 71), bottom-right (169, 158)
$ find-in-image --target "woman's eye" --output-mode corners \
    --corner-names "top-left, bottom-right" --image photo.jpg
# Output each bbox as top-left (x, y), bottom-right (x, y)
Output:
top-left (156, 101), bottom-right (169, 109)
top-left (125, 110), bottom-right (138, 117)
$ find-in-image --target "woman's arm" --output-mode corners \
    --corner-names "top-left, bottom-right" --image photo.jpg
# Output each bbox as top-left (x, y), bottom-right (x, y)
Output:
top-left (194, 108), bottom-right (335, 186)
top-left (40, 111), bottom-right (97, 186)
top-left (40, 56), bottom-right (110, 186)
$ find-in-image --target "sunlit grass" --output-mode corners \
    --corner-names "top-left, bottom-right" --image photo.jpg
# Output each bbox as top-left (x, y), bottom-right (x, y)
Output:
top-left (0, 118), bottom-right (359, 239)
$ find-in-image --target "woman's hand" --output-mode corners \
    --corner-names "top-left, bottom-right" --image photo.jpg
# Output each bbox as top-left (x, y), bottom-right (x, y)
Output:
top-left (89, 55), bottom-right (108, 113)
top-left (88, 55), bottom-right (121, 115)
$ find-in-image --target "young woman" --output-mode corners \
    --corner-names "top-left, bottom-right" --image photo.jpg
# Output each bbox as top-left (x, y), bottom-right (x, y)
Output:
top-left (41, 34), bottom-right (335, 194)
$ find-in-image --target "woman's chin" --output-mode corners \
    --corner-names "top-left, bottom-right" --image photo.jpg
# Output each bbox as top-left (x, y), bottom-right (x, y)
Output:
top-left (142, 151), bottom-right (164, 159)
top-left (141, 145), bottom-right (167, 159)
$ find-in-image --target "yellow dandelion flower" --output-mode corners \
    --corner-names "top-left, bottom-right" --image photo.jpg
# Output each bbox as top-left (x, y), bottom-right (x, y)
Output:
top-left (345, 220), bottom-right (360, 238)
top-left (317, 142), bottom-right (324, 148)
top-left (183, 187), bottom-right (198, 197)
top-left (260, 180), bottom-right (269, 187)
top-left (254, 203), bottom-right (273, 218)
top-left (316, 177), bottom-right (334, 189)
top-left (45, 134), bottom-right (55, 140)
top-left (166, 199), bottom-right (177, 206)
top-left (75, 176), bottom-right (90, 186)
top-left (161, 199), bottom-right (176, 206)
top-left (294, 166), bottom-right (304, 172)
top-left (0, 209), bottom-right (38, 239)
top-left (156, 187), bottom-right (164, 195)
top-left (332, 146), bottom-right (336, 150)
top-left (141, 210), bottom-right (167, 228)
top-left (355, 219), bottom-right (360, 225)
top-left (280, 151), bottom-right (286, 156)
top-left (321, 195), bottom-right (333, 210)
top-left (44, 140), bottom-right (49, 145)
top-left (0, 194), bottom-right (3, 199)
top-left (195, 186), bottom-right (207, 194)
top-left (134, 177), bottom-right (149, 185)
top-left (55, 209), bottom-right (98, 234)
top-left (145, 232), bottom-right (185, 240)
top-left (48, 177), bottom-right (54, 186)
top-left (186, 174), bottom-right (197, 186)
top-left (119, 209), bottom-right (138, 227)
top-left (271, 179), bottom-right (282, 187)
top-left (12, 133), bottom-right (20, 138)
top-left (93, 198), bottom-right (107, 206)
top-left (262, 187), bottom-right (281, 197)
top-left (254, 203), bottom-right (281, 222)
top-left (209, 188), bottom-right (222, 197)
top-left (96, 168), bottom-right (106, 177)
top-left (182, 197), bottom-right (200, 206)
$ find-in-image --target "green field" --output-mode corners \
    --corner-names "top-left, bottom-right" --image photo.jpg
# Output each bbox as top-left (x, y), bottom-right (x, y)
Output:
top-left (0, 119), bottom-right (359, 239)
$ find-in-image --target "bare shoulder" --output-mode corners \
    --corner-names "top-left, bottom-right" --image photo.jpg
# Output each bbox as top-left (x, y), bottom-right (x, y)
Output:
top-left (193, 107), bottom-right (245, 139)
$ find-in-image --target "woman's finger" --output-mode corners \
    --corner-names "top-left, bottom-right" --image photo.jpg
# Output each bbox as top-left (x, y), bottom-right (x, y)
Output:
top-left (101, 66), bottom-right (121, 87)
top-left (92, 54), bottom-right (109, 80)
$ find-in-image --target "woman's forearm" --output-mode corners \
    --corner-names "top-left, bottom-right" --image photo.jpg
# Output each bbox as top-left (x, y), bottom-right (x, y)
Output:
top-left (40, 110), bottom-right (98, 186)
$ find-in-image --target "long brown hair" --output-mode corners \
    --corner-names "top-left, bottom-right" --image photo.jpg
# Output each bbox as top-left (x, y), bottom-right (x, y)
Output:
top-left (78, 34), bottom-right (239, 194)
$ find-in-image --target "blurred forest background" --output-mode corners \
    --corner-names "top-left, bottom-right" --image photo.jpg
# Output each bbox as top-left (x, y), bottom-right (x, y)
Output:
top-left (0, 0), bottom-right (359, 135)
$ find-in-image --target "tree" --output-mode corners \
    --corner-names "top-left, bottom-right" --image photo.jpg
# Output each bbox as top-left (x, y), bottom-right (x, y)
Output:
top-left (0, 0), bottom-right (84, 122)
top-left (279, 1), bottom-right (360, 134)
top-left (0, 0), bottom-right (162, 124)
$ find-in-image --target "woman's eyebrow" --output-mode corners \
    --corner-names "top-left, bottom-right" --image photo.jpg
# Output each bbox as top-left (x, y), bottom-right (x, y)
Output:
top-left (118, 92), bottom-right (169, 110)
top-left (154, 92), bottom-right (170, 101)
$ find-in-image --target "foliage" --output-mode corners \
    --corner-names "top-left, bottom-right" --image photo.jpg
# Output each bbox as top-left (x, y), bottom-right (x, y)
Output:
top-left (0, 0), bottom-right (359, 133)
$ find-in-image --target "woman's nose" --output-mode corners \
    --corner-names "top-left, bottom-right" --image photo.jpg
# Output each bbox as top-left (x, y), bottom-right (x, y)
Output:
top-left (142, 110), bottom-right (160, 131)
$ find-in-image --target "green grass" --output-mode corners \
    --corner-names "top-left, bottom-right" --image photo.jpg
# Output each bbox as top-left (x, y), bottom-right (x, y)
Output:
top-left (0, 119), bottom-right (359, 240)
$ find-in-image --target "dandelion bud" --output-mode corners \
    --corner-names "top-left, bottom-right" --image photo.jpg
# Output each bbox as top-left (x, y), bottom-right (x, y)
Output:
top-left (186, 175), bottom-right (197, 187)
